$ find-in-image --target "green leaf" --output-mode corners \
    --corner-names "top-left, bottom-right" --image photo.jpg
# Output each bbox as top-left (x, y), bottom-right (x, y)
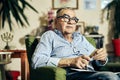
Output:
top-left (0, 0), bottom-right (38, 31)
top-left (20, 0), bottom-right (38, 13)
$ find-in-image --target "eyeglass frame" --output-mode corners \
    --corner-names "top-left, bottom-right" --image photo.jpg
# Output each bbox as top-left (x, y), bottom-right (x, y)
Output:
top-left (56, 14), bottom-right (79, 24)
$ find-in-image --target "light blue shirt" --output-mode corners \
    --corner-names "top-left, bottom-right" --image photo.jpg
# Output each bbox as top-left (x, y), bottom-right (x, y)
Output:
top-left (32, 29), bottom-right (106, 69)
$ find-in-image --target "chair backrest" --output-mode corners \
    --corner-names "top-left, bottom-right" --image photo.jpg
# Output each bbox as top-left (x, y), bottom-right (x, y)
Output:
top-left (25, 35), bottom-right (40, 65)
top-left (25, 35), bottom-right (97, 71)
top-left (25, 35), bottom-right (96, 65)
top-left (86, 37), bottom-right (96, 47)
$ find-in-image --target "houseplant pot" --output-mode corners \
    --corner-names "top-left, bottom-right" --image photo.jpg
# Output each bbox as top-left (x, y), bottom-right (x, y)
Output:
top-left (0, 0), bottom-right (38, 31)
top-left (112, 39), bottom-right (120, 56)
top-left (103, 0), bottom-right (120, 56)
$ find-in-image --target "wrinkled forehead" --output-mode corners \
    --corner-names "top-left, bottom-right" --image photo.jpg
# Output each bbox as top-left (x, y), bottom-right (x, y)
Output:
top-left (56, 8), bottom-right (75, 17)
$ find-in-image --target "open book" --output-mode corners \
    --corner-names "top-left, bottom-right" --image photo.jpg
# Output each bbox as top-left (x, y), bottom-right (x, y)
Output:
top-left (70, 49), bottom-right (98, 72)
top-left (70, 68), bottom-right (92, 72)
top-left (70, 65), bottom-right (96, 72)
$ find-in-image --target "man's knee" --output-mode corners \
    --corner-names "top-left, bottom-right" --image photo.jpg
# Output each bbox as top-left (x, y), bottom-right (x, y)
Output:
top-left (97, 72), bottom-right (119, 80)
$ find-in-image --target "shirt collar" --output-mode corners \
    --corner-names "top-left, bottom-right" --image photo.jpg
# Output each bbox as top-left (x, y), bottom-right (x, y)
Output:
top-left (54, 29), bottom-right (80, 39)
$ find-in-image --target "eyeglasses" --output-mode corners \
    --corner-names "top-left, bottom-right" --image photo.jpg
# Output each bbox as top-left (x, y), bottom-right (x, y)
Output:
top-left (57, 14), bottom-right (79, 24)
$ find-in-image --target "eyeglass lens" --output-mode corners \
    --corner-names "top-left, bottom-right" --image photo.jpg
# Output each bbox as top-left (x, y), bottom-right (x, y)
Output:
top-left (57, 14), bottom-right (79, 23)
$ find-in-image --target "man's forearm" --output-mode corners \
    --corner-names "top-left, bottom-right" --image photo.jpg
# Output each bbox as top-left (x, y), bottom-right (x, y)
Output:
top-left (58, 58), bottom-right (75, 67)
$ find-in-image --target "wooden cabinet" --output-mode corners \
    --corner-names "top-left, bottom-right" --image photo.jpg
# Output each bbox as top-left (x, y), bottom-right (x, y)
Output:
top-left (0, 50), bottom-right (29, 80)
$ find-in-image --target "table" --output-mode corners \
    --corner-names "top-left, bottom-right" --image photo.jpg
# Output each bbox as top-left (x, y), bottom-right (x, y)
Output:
top-left (0, 52), bottom-right (12, 80)
top-left (0, 50), bottom-right (29, 80)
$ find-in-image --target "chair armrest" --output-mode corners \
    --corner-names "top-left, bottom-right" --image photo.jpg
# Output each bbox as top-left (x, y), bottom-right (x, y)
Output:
top-left (30, 66), bottom-right (66, 80)
top-left (100, 62), bottom-right (120, 72)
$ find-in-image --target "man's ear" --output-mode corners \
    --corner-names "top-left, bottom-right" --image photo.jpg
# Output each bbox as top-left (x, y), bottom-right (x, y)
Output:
top-left (54, 18), bottom-right (58, 28)
top-left (54, 18), bottom-right (57, 25)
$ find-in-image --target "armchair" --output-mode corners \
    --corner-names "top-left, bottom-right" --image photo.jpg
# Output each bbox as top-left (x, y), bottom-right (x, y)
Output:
top-left (25, 35), bottom-right (96, 80)
top-left (25, 35), bottom-right (66, 80)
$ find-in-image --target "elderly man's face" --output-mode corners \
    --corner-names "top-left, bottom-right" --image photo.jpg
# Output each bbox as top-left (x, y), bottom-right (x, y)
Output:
top-left (55, 9), bottom-right (78, 34)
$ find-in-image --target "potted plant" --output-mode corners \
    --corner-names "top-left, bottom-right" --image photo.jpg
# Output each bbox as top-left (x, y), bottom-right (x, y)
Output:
top-left (103, 0), bottom-right (120, 56)
top-left (0, 0), bottom-right (38, 31)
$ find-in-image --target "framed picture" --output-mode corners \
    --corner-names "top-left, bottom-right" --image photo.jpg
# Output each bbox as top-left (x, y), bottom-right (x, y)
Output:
top-left (84, 0), bottom-right (96, 10)
top-left (76, 21), bottom-right (85, 34)
top-left (52, 0), bottom-right (78, 10)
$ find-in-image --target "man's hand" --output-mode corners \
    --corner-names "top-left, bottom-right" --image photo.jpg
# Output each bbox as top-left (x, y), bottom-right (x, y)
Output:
top-left (58, 55), bottom-right (91, 69)
top-left (71, 55), bottom-right (91, 69)
top-left (92, 48), bottom-right (108, 62)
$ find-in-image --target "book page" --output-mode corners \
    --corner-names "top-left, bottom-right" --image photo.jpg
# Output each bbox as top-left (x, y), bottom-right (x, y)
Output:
top-left (70, 68), bottom-right (96, 72)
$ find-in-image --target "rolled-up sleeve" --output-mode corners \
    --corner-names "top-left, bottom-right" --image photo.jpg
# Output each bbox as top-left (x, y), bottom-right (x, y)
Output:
top-left (47, 57), bottom-right (61, 66)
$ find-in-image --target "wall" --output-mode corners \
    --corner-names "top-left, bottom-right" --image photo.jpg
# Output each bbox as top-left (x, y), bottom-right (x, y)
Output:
top-left (0, 0), bottom-right (113, 51)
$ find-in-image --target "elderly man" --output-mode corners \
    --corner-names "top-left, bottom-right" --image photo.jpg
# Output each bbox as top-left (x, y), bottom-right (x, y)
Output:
top-left (32, 7), bottom-right (119, 80)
